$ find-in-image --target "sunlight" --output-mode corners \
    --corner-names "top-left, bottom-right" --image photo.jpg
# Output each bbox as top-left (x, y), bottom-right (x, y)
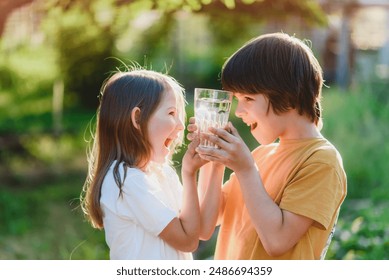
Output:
top-left (352, 7), bottom-right (387, 50)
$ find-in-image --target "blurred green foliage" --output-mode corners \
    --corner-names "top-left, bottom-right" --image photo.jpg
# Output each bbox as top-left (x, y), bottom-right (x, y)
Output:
top-left (0, 177), bottom-right (108, 259)
top-left (0, 0), bottom-right (388, 260)
top-left (326, 200), bottom-right (389, 260)
top-left (321, 86), bottom-right (389, 200)
top-left (2, 49), bottom-right (388, 258)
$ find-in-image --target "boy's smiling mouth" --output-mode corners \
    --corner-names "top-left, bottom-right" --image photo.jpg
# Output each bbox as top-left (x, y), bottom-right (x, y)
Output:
top-left (245, 121), bottom-right (258, 131)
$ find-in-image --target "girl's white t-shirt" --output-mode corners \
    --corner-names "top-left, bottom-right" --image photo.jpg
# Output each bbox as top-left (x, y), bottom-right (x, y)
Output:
top-left (100, 161), bottom-right (192, 260)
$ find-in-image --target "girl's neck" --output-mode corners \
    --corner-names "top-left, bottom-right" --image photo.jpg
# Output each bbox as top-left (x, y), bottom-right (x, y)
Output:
top-left (144, 160), bottom-right (166, 172)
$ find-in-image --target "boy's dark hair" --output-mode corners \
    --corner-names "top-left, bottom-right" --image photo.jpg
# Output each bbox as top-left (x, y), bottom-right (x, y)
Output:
top-left (221, 32), bottom-right (323, 125)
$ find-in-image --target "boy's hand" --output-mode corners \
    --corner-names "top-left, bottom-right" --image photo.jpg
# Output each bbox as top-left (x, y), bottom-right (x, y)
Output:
top-left (196, 122), bottom-right (255, 174)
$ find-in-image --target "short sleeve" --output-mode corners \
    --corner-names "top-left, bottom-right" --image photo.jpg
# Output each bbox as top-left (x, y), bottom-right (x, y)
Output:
top-left (116, 173), bottom-right (177, 236)
top-left (279, 162), bottom-right (345, 230)
top-left (222, 172), bottom-right (236, 196)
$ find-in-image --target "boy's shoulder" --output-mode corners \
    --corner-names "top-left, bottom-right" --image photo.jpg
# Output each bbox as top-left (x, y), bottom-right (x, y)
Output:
top-left (252, 142), bottom-right (278, 152)
top-left (251, 138), bottom-right (342, 164)
top-left (308, 139), bottom-right (343, 165)
top-left (290, 138), bottom-right (345, 172)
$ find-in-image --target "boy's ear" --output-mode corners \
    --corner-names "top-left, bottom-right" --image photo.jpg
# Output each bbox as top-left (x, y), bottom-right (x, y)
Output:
top-left (131, 107), bottom-right (141, 130)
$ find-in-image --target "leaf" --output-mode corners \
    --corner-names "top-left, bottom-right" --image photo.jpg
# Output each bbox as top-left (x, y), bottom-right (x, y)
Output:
top-left (351, 216), bottom-right (364, 233)
top-left (222, 0), bottom-right (235, 9)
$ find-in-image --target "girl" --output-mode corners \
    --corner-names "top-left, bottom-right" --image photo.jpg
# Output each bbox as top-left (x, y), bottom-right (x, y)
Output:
top-left (81, 68), bottom-right (205, 259)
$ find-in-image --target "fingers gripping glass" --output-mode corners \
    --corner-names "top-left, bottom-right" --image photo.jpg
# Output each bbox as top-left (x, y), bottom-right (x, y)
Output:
top-left (194, 88), bottom-right (233, 148)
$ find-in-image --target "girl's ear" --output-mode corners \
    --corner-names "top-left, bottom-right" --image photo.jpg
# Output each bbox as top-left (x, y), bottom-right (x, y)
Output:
top-left (131, 107), bottom-right (141, 130)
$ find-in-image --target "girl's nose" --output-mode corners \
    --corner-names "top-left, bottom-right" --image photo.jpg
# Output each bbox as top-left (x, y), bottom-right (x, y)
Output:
top-left (176, 117), bottom-right (185, 131)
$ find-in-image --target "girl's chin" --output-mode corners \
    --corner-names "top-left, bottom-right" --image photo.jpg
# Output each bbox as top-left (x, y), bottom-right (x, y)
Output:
top-left (151, 148), bottom-right (170, 163)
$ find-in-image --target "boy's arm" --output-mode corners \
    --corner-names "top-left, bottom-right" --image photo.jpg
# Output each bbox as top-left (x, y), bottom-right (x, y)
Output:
top-left (197, 124), bottom-right (313, 257)
top-left (234, 165), bottom-right (313, 257)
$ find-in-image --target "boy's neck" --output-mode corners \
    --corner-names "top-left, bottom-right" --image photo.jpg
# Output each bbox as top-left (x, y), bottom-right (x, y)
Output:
top-left (280, 110), bottom-right (322, 141)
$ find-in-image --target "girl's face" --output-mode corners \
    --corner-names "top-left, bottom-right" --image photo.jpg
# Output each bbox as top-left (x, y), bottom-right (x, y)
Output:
top-left (234, 93), bottom-right (286, 145)
top-left (147, 88), bottom-right (184, 163)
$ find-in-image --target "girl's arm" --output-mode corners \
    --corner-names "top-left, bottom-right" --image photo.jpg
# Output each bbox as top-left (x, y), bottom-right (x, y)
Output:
top-left (186, 117), bottom-right (225, 240)
top-left (158, 137), bottom-right (204, 252)
top-left (159, 171), bottom-right (200, 252)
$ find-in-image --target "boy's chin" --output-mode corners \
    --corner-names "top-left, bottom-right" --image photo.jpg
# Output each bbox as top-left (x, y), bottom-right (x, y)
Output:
top-left (252, 133), bottom-right (276, 146)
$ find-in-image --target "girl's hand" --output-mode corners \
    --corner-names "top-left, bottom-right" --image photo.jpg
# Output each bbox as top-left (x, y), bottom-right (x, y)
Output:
top-left (186, 117), bottom-right (198, 141)
top-left (196, 122), bottom-right (255, 174)
top-left (182, 124), bottom-right (208, 176)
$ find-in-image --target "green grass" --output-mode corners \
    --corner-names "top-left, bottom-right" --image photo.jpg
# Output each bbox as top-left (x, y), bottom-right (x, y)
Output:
top-left (0, 175), bottom-right (108, 260)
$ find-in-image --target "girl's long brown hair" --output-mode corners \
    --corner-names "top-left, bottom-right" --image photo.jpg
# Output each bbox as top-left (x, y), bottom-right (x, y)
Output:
top-left (80, 67), bottom-right (186, 229)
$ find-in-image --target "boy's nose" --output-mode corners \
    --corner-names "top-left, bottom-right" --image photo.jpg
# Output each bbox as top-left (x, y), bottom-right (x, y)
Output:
top-left (235, 103), bottom-right (244, 118)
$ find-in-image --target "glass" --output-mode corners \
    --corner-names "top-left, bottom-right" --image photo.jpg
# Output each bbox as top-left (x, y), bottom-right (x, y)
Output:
top-left (194, 88), bottom-right (233, 147)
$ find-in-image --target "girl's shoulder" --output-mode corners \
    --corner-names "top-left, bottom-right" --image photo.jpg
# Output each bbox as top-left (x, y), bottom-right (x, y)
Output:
top-left (162, 163), bottom-right (179, 176)
top-left (109, 160), bottom-right (147, 180)
top-left (147, 162), bottom-right (180, 184)
top-left (108, 161), bottom-right (180, 188)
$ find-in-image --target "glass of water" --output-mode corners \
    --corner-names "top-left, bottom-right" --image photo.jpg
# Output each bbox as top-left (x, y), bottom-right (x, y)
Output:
top-left (194, 88), bottom-right (233, 148)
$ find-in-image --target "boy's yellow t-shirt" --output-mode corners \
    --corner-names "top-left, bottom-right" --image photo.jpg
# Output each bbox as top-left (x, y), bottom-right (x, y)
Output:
top-left (214, 138), bottom-right (347, 260)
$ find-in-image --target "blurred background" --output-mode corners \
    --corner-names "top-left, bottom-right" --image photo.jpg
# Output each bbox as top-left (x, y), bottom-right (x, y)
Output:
top-left (0, 0), bottom-right (388, 260)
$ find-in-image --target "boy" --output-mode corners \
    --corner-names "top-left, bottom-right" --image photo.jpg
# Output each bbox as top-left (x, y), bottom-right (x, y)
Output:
top-left (190, 32), bottom-right (347, 259)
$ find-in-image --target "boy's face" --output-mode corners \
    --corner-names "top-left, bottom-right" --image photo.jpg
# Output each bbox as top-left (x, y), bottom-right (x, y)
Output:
top-left (234, 93), bottom-right (286, 145)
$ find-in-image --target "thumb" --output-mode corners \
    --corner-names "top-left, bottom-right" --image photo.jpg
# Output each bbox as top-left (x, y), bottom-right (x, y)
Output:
top-left (187, 135), bottom-right (200, 151)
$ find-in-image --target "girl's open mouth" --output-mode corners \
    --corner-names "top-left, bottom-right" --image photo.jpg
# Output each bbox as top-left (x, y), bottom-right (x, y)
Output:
top-left (164, 138), bottom-right (173, 148)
